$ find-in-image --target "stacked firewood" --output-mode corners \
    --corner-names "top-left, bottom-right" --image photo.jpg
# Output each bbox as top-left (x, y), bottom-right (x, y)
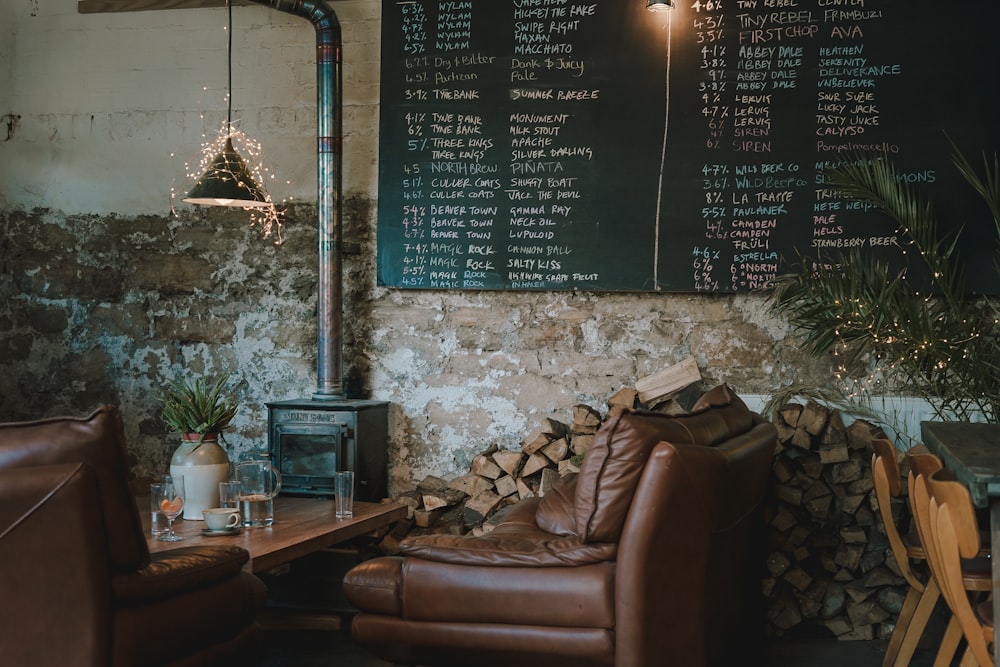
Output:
top-left (382, 391), bottom-right (630, 548)
top-left (763, 401), bottom-right (908, 641)
top-left (378, 359), bottom-right (705, 551)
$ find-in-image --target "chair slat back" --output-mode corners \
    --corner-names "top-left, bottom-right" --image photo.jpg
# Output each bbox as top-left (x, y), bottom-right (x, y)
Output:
top-left (924, 470), bottom-right (993, 666)
top-left (871, 438), bottom-right (921, 590)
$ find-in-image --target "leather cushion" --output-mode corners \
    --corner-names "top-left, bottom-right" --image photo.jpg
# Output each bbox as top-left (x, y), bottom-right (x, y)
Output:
top-left (399, 523), bottom-right (617, 567)
top-left (575, 384), bottom-right (754, 543)
top-left (0, 406), bottom-right (149, 572)
top-left (113, 545), bottom-right (250, 602)
top-left (344, 556), bottom-right (616, 628)
top-left (535, 473), bottom-right (578, 536)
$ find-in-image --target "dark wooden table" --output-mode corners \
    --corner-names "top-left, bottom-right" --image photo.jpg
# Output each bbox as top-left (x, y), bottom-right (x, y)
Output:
top-left (920, 420), bottom-right (1000, 661)
top-left (145, 496), bottom-right (406, 574)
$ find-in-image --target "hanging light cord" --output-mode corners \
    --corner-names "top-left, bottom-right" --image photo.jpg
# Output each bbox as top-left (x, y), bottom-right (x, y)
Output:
top-left (226, 0), bottom-right (233, 132)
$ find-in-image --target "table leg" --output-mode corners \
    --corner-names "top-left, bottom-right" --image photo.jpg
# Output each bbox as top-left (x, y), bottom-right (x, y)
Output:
top-left (991, 498), bottom-right (1000, 665)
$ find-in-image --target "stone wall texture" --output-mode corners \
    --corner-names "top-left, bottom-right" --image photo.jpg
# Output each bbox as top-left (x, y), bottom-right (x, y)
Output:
top-left (0, 1), bottom-right (830, 493)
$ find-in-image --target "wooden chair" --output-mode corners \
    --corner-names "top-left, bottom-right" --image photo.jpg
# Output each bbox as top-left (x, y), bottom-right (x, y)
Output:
top-left (872, 439), bottom-right (937, 666)
top-left (907, 452), bottom-right (993, 667)
top-left (914, 468), bottom-right (995, 666)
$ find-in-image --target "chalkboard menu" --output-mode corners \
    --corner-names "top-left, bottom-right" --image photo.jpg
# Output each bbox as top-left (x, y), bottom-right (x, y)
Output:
top-left (377, 0), bottom-right (1000, 292)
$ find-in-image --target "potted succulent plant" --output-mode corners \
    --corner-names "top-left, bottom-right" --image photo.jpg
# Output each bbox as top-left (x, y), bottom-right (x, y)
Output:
top-left (158, 372), bottom-right (239, 520)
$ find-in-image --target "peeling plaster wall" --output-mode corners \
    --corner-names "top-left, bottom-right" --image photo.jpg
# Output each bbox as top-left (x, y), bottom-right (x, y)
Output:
top-left (0, 0), bottom-right (831, 494)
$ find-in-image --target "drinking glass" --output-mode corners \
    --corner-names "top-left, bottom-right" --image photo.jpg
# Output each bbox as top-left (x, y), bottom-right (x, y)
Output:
top-left (151, 476), bottom-right (185, 542)
top-left (219, 480), bottom-right (243, 509)
top-left (150, 474), bottom-right (174, 536)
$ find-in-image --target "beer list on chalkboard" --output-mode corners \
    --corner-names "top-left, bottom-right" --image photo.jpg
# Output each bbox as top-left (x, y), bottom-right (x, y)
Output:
top-left (377, 0), bottom-right (1000, 293)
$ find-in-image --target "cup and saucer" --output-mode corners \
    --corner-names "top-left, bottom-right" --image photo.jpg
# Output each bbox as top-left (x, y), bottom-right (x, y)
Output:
top-left (200, 508), bottom-right (243, 536)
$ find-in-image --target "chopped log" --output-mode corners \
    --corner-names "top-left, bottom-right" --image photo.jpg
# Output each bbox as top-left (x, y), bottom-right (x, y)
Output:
top-left (558, 458), bottom-right (580, 476)
top-left (463, 490), bottom-right (503, 527)
top-left (819, 412), bottom-right (850, 463)
top-left (540, 437), bottom-right (569, 463)
top-left (520, 452), bottom-right (551, 478)
top-left (470, 454), bottom-right (503, 480)
top-left (790, 426), bottom-right (813, 450)
top-left (774, 418), bottom-right (797, 443)
top-left (492, 450), bottom-right (525, 477)
top-left (798, 455), bottom-right (825, 479)
top-left (634, 356), bottom-right (701, 405)
top-left (784, 568), bottom-right (813, 592)
top-left (448, 473), bottom-right (496, 498)
top-left (413, 508), bottom-right (445, 528)
top-left (775, 484), bottom-right (803, 506)
top-left (516, 478), bottom-right (534, 500)
top-left (778, 403), bottom-right (804, 429)
top-left (522, 430), bottom-right (553, 455)
top-left (422, 486), bottom-right (468, 511)
top-left (846, 419), bottom-right (881, 451)
top-left (800, 401), bottom-right (830, 435)
top-left (572, 404), bottom-right (603, 430)
top-left (543, 417), bottom-right (569, 438)
top-left (416, 475), bottom-right (450, 492)
top-left (830, 459), bottom-right (863, 484)
top-left (493, 475), bottom-right (518, 498)
top-left (607, 387), bottom-right (637, 409)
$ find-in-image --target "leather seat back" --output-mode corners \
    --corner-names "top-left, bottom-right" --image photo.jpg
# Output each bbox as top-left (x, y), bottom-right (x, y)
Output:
top-left (0, 406), bottom-right (149, 572)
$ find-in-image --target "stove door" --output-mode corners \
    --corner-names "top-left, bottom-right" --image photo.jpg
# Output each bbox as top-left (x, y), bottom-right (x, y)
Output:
top-left (273, 423), bottom-right (350, 496)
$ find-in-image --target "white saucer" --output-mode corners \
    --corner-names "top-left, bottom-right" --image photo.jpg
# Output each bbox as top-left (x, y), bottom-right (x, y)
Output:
top-left (200, 527), bottom-right (242, 536)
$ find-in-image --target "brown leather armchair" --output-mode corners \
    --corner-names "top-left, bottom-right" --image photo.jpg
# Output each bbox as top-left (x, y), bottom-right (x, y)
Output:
top-left (0, 405), bottom-right (268, 667)
top-left (343, 384), bottom-right (777, 667)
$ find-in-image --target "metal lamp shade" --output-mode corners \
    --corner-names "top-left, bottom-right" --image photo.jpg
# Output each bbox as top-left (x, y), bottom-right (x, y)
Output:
top-left (646, 0), bottom-right (673, 11)
top-left (183, 137), bottom-right (271, 208)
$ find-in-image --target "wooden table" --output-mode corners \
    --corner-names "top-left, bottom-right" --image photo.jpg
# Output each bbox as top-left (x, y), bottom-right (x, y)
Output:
top-left (920, 420), bottom-right (1000, 662)
top-left (146, 496), bottom-right (406, 574)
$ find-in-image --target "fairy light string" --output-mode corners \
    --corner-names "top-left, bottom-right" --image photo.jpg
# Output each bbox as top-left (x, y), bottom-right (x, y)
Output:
top-left (170, 0), bottom-right (290, 244)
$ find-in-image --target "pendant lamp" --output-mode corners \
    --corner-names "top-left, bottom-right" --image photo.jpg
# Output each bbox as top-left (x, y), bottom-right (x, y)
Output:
top-left (647, 0), bottom-right (674, 11)
top-left (183, 0), bottom-right (270, 208)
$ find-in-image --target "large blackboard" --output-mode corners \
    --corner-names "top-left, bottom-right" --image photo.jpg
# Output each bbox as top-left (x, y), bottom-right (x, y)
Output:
top-left (376, 0), bottom-right (1000, 292)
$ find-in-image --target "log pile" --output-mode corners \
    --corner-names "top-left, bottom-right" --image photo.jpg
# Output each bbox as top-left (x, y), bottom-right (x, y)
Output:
top-left (763, 401), bottom-right (908, 641)
top-left (384, 391), bottom-right (634, 547)
top-left (380, 358), bottom-right (705, 549)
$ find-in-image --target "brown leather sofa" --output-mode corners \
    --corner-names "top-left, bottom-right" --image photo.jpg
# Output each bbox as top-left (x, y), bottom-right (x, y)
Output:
top-left (343, 384), bottom-right (777, 667)
top-left (0, 405), bottom-right (268, 667)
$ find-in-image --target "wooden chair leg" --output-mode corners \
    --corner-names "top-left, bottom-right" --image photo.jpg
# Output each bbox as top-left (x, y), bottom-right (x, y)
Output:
top-left (886, 580), bottom-right (939, 667)
top-left (957, 644), bottom-right (979, 667)
top-left (934, 615), bottom-right (963, 667)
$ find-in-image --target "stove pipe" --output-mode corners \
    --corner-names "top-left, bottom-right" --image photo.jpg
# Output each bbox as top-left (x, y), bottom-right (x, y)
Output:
top-left (250, 0), bottom-right (344, 400)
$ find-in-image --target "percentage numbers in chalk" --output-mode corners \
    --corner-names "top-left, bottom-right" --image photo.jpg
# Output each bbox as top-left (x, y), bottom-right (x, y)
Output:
top-left (695, 29), bottom-right (725, 44)
top-left (691, 0), bottom-right (725, 12)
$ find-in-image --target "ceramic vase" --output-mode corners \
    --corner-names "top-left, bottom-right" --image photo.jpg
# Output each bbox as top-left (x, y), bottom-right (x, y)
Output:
top-left (170, 434), bottom-right (230, 520)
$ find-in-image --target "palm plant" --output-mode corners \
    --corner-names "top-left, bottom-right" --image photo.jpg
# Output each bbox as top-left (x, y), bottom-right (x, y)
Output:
top-left (158, 371), bottom-right (239, 447)
top-left (768, 145), bottom-right (1000, 427)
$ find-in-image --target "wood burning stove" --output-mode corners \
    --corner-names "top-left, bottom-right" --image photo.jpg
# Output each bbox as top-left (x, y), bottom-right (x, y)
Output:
top-left (267, 399), bottom-right (388, 502)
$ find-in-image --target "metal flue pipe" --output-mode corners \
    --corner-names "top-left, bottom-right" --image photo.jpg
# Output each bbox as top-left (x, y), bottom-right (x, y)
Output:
top-left (250, 0), bottom-right (344, 400)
